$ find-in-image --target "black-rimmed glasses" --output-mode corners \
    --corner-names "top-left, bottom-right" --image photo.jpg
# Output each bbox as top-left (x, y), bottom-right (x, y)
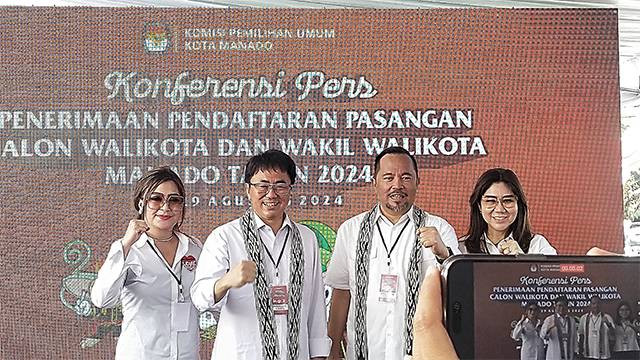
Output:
top-left (248, 182), bottom-right (292, 195)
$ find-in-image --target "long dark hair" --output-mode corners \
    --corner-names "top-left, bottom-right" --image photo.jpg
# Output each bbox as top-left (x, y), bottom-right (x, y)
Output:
top-left (614, 301), bottom-right (634, 325)
top-left (133, 166), bottom-right (186, 230)
top-left (464, 168), bottom-right (533, 253)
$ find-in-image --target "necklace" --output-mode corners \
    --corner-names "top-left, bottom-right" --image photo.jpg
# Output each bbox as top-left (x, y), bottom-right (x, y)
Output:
top-left (146, 232), bottom-right (174, 242)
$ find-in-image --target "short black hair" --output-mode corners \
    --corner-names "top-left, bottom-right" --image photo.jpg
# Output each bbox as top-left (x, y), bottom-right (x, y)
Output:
top-left (524, 300), bottom-right (539, 309)
top-left (554, 296), bottom-right (569, 305)
top-left (244, 149), bottom-right (297, 184)
top-left (374, 146), bottom-right (418, 176)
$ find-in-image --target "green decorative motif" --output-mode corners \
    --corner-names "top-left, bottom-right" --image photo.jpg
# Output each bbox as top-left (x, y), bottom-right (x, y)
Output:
top-left (60, 239), bottom-right (123, 348)
top-left (299, 220), bottom-right (337, 272)
top-left (60, 239), bottom-right (216, 349)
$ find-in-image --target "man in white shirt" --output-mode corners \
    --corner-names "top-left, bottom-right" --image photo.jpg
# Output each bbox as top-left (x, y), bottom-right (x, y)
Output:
top-left (190, 150), bottom-right (331, 360)
top-left (325, 146), bottom-right (459, 360)
top-left (541, 296), bottom-right (578, 360)
top-left (578, 295), bottom-right (615, 359)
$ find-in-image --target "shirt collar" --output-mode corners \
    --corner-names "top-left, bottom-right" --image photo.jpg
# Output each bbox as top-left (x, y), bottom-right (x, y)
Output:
top-left (133, 233), bottom-right (149, 248)
top-left (375, 204), bottom-right (414, 226)
top-left (483, 232), bottom-right (514, 248)
top-left (253, 212), bottom-right (292, 234)
top-left (133, 231), bottom-right (188, 249)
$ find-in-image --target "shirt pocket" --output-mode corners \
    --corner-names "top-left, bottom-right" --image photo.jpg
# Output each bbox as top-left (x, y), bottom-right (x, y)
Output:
top-left (348, 247), bottom-right (378, 288)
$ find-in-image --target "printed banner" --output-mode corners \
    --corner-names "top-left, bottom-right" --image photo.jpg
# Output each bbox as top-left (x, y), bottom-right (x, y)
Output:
top-left (0, 7), bottom-right (622, 358)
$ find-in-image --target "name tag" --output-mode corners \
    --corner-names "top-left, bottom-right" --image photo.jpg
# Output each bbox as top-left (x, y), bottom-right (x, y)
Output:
top-left (379, 274), bottom-right (398, 303)
top-left (173, 302), bottom-right (191, 332)
top-left (271, 285), bottom-right (288, 316)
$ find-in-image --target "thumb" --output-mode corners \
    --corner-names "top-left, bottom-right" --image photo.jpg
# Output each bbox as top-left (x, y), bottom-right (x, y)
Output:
top-left (413, 266), bottom-right (457, 360)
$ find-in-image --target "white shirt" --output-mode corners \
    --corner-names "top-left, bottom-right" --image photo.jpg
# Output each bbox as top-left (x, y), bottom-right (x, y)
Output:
top-left (90, 232), bottom-right (202, 360)
top-left (190, 214), bottom-right (331, 360)
top-left (613, 322), bottom-right (640, 352)
top-left (325, 206), bottom-right (459, 359)
top-left (511, 318), bottom-right (545, 360)
top-left (459, 233), bottom-right (557, 255)
top-left (541, 314), bottom-right (578, 360)
top-left (578, 312), bottom-right (615, 359)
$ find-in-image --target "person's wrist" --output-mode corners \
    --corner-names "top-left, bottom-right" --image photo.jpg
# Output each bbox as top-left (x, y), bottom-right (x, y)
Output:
top-left (435, 245), bottom-right (451, 260)
top-left (121, 237), bottom-right (134, 249)
top-left (217, 274), bottom-right (232, 292)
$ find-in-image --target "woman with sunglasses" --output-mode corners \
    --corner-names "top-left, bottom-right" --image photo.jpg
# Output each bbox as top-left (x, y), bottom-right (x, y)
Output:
top-left (91, 166), bottom-right (202, 359)
top-left (459, 168), bottom-right (556, 255)
top-left (511, 301), bottom-right (545, 360)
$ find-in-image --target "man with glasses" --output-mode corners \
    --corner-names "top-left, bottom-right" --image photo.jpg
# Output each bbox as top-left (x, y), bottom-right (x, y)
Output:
top-left (541, 296), bottom-right (578, 360)
top-left (191, 149), bottom-right (331, 360)
top-left (325, 146), bottom-right (459, 359)
top-left (512, 301), bottom-right (545, 360)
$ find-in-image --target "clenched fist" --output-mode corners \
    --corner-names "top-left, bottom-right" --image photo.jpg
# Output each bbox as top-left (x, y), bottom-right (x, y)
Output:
top-left (121, 219), bottom-right (149, 256)
top-left (417, 226), bottom-right (449, 260)
top-left (498, 239), bottom-right (524, 255)
top-left (214, 260), bottom-right (257, 302)
top-left (225, 260), bottom-right (257, 288)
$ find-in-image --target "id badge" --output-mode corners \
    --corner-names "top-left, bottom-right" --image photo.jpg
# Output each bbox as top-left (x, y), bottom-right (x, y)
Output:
top-left (271, 285), bottom-right (289, 316)
top-left (379, 274), bottom-right (398, 303)
top-left (172, 302), bottom-right (191, 332)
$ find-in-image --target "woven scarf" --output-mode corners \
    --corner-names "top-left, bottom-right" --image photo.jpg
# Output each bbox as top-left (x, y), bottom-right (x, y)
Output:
top-left (354, 205), bottom-right (426, 359)
top-left (554, 315), bottom-right (574, 360)
top-left (583, 313), bottom-right (607, 358)
top-left (241, 209), bottom-right (304, 360)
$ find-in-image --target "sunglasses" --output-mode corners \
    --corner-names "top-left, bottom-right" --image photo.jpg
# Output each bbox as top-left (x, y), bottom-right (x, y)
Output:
top-left (146, 192), bottom-right (185, 211)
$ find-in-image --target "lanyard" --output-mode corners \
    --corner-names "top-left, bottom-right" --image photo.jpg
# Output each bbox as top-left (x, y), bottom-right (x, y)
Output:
top-left (376, 218), bottom-right (410, 267)
top-left (146, 239), bottom-right (185, 303)
top-left (260, 227), bottom-right (290, 279)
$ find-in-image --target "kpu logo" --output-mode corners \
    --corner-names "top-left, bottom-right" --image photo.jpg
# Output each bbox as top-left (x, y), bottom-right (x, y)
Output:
top-left (143, 22), bottom-right (171, 53)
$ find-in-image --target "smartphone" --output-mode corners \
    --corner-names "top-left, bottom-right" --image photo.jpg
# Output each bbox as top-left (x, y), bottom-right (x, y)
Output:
top-left (441, 255), bottom-right (640, 359)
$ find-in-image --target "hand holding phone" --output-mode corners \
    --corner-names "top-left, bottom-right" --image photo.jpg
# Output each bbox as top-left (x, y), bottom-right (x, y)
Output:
top-left (441, 255), bottom-right (640, 359)
top-left (412, 266), bottom-right (457, 360)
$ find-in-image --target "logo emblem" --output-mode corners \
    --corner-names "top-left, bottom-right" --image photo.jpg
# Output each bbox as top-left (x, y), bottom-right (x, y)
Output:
top-left (143, 22), bottom-right (171, 53)
top-left (182, 255), bottom-right (197, 271)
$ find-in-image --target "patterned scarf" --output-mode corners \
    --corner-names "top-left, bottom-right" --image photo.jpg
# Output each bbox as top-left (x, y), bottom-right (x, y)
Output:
top-left (241, 209), bottom-right (304, 360)
top-left (354, 205), bottom-right (426, 359)
top-left (554, 315), bottom-right (574, 360)
top-left (583, 313), bottom-right (607, 358)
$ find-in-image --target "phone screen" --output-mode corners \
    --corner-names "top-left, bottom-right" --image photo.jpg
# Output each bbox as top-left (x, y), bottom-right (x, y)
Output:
top-left (444, 256), bottom-right (640, 359)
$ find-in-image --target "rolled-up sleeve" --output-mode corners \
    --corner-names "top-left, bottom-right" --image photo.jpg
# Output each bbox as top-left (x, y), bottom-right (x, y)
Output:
top-left (530, 234), bottom-right (557, 255)
top-left (324, 222), bottom-right (350, 290)
top-left (91, 240), bottom-right (137, 308)
top-left (438, 221), bottom-right (461, 255)
top-left (190, 229), bottom-right (231, 312)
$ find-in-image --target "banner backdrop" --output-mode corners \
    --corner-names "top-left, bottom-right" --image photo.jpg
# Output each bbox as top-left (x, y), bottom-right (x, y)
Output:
top-left (0, 7), bottom-right (622, 358)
